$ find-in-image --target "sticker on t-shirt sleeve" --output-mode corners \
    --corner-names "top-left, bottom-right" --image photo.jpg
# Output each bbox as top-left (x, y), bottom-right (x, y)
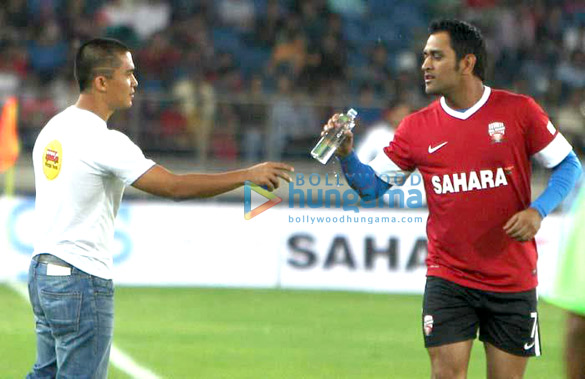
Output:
top-left (546, 120), bottom-right (556, 136)
top-left (43, 140), bottom-right (62, 180)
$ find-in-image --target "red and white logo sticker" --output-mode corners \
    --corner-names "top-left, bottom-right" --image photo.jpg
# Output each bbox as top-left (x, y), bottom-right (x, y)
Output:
top-left (488, 122), bottom-right (506, 143)
top-left (423, 315), bottom-right (434, 336)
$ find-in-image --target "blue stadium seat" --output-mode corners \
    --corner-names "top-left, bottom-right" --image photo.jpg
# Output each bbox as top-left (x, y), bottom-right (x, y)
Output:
top-left (239, 47), bottom-right (272, 78)
top-left (212, 28), bottom-right (244, 53)
top-left (365, 18), bottom-right (402, 46)
top-left (368, 0), bottom-right (397, 16)
top-left (253, 0), bottom-right (268, 16)
top-left (391, 3), bottom-right (427, 30)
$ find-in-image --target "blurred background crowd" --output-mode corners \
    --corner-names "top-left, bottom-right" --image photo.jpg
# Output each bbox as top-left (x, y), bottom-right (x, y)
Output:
top-left (1, 0), bottom-right (585, 165)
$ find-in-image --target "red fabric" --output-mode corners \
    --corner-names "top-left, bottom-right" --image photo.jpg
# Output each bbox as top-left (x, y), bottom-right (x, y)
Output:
top-left (385, 89), bottom-right (555, 292)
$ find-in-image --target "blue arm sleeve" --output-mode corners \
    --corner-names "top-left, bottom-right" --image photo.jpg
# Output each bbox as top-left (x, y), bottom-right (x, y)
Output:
top-left (531, 151), bottom-right (582, 217)
top-left (338, 151), bottom-right (391, 201)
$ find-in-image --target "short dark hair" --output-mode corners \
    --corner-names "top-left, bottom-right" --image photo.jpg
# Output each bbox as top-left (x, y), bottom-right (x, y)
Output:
top-left (429, 19), bottom-right (486, 81)
top-left (75, 38), bottom-right (130, 92)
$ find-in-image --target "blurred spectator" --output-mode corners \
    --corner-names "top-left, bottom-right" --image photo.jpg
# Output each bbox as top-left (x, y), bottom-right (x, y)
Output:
top-left (564, 24), bottom-right (585, 53)
top-left (286, 93), bottom-right (319, 158)
top-left (556, 50), bottom-right (585, 93)
top-left (2, 0), bottom-right (584, 163)
top-left (159, 103), bottom-right (189, 149)
top-left (19, 85), bottom-right (58, 147)
top-left (298, 0), bottom-right (327, 48)
top-left (172, 14), bottom-right (215, 75)
top-left (4, 0), bottom-right (29, 29)
top-left (355, 84), bottom-right (383, 127)
top-left (355, 101), bottom-right (424, 206)
top-left (544, 5), bottom-right (566, 47)
top-left (239, 75), bottom-right (268, 163)
top-left (27, 21), bottom-right (68, 84)
top-left (99, 0), bottom-right (171, 40)
top-left (212, 103), bottom-right (239, 161)
top-left (267, 75), bottom-right (295, 160)
top-left (2, 44), bottom-right (27, 77)
top-left (49, 77), bottom-right (78, 111)
top-left (254, 0), bottom-right (285, 48)
top-left (519, 50), bottom-right (551, 97)
top-left (357, 43), bottom-right (393, 95)
top-left (60, 0), bottom-right (104, 42)
top-left (104, 25), bottom-right (141, 50)
top-left (327, 0), bottom-right (366, 18)
top-left (325, 13), bottom-right (343, 41)
top-left (216, 0), bottom-right (255, 32)
top-left (213, 52), bottom-right (244, 94)
top-left (556, 89), bottom-right (585, 155)
top-left (465, 0), bottom-right (497, 8)
top-left (137, 33), bottom-right (182, 89)
top-left (492, 4), bottom-right (526, 84)
top-left (355, 101), bottom-right (412, 163)
top-left (268, 32), bottom-right (308, 78)
top-left (172, 74), bottom-right (217, 163)
top-left (302, 31), bottom-right (346, 92)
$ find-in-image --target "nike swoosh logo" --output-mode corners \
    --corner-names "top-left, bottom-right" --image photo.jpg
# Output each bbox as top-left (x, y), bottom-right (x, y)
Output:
top-left (428, 142), bottom-right (448, 154)
top-left (524, 341), bottom-right (535, 350)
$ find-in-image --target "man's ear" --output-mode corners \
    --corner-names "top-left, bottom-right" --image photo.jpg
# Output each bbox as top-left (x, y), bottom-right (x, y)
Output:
top-left (461, 54), bottom-right (477, 76)
top-left (93, 75), bottom-right (108, 92)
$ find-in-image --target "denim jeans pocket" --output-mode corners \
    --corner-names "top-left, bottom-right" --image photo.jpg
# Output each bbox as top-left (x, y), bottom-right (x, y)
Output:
top-left (39, 290), bottom-right (82, 337)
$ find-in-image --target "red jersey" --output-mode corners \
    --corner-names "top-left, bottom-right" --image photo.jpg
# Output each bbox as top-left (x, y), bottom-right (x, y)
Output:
top-left (380, 87), bottom-right (572, 292)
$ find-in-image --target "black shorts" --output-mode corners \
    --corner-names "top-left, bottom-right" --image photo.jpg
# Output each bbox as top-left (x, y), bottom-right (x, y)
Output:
top-left (422, 276), bottom-right (541, 357)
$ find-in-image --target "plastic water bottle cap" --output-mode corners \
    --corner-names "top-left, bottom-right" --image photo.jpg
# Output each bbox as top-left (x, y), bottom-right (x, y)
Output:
top-left (347, 109), bottom-right (358, 118)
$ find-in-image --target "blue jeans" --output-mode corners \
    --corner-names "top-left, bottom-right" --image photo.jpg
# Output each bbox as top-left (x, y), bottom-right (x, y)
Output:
top-left (27, 257), bottom-right (114, 378)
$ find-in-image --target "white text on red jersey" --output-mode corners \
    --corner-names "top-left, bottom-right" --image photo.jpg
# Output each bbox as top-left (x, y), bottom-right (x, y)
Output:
top-left (431, 168), bottom-right (509, 194)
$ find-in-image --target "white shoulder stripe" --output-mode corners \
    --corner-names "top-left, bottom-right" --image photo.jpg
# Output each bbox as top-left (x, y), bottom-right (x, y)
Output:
top-left (533, 132), bottom-right (573, 168)
top-left (368, 151), bottom-right (412, 185)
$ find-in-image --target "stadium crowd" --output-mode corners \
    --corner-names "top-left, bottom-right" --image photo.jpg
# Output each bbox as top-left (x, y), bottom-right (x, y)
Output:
top-left (1, 0), bottom-right (584, 161)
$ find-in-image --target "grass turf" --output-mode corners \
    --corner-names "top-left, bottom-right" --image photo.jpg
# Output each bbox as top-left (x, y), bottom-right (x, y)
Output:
top-left (1, 284), bottom-right (565, 378)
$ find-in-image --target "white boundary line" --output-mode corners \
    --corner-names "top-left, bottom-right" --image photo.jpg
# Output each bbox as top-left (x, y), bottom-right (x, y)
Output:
top-left (7, 281), bottom-right (161, 379)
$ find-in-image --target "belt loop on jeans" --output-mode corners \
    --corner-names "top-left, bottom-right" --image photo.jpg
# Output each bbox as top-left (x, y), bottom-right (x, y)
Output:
top-left (35, 254), bottom-right (73, 268)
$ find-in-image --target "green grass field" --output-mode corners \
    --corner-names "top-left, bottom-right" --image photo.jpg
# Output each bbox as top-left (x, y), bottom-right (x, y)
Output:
top-left (1, 284), bottom-right (565, 378)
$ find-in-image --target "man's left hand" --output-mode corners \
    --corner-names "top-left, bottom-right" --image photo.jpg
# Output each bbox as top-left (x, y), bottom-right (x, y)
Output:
top-left (503, 208), bottom-right (543, 242)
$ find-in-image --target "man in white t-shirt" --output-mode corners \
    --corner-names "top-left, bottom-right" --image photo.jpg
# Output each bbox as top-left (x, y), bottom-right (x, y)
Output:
top-left (28, 38), bottom-right (293, 378)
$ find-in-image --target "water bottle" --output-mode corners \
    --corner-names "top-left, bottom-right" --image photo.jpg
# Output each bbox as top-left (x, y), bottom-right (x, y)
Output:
top-left (311, 108), bottom-right (358, 164)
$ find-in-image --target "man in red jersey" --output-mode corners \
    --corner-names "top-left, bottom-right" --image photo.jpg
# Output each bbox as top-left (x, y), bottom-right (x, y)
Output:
top-left (321, 20), bottom-right (582, 378)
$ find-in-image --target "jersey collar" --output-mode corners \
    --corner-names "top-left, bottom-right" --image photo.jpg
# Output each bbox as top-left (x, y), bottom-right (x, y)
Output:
top-left (440, 86), bottom-right (491, 120)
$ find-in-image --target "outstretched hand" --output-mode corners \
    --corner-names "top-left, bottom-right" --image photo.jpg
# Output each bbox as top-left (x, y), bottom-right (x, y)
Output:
top-left (246, 162), bottom-right (294, 191)
top-left (321, 113), bottom-right (354, 158)
top-left (503, 208), bottom-right (543, 242)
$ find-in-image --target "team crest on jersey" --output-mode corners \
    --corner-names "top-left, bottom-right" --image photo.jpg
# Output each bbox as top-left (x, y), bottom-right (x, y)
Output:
top-left (488, 122), bottom-right (506, 143)
top-left (43, 140), bottom-right (62, 180)
top-left (423, 315), bottom-right (434, 336)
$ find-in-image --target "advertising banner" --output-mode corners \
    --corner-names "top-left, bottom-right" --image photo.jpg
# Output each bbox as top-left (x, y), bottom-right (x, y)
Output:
top-left (0, 197), bottom-right (563, 295)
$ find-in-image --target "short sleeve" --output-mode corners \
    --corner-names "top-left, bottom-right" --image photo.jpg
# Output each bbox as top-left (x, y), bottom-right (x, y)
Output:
top-left (92, 130), bottom-right (156, 185)
top-left (382, 119), bottom-right (416, 171)
top-left (524, 97), bottom-right (573, 168)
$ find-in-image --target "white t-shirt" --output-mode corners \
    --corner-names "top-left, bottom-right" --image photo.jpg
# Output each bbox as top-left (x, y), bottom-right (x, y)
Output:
top-left (32, 106), bottom-right (155, 279)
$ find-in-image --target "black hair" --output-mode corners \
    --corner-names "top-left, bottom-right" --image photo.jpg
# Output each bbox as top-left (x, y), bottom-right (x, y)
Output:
top-left (429, 19), bottom-right (486, 81)
top-left (74, 38), bottom-right (130, 92)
